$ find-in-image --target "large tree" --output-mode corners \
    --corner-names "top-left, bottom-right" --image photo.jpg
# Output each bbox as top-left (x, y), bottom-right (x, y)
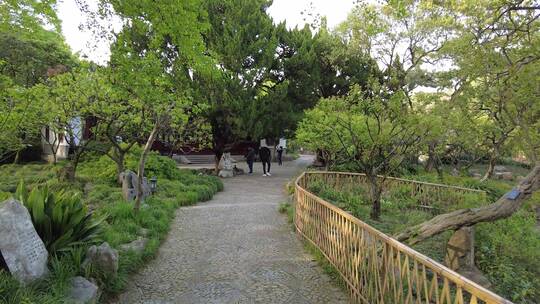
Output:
top-left (102, 0), bottom-right (211, 210)
top-left (0, 1), bottom-right (75, 162)
top-left (297, 83), bottom-right (430, 219)
top-left (434, 0), bottom-right (540, 178)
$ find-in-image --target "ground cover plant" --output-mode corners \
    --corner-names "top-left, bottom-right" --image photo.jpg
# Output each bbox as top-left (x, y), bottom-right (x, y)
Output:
top-left (0, 151), bottom-right (222, 303)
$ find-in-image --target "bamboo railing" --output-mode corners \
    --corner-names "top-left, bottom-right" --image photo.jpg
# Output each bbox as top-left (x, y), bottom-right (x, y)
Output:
top-left (294, 172), bottom-right (511, 304)
top-left (302, 171), bottom-right (488, 209)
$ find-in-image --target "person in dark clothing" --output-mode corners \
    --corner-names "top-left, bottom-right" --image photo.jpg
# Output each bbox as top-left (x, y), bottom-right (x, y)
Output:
top-left (259, 146), bottom-right (271, 176)
top-left (245, 147), bottom-right (256, 174)
top-left (276, 146), bottom-right (284, 166)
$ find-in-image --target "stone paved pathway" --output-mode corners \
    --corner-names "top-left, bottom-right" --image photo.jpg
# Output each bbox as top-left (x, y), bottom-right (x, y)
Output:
top-left (116, 156), bottom-right (348, 304)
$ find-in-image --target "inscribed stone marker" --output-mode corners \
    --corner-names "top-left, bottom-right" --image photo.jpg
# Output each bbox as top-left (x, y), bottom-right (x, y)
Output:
top-left (0, 199), bottom-right (48, 284)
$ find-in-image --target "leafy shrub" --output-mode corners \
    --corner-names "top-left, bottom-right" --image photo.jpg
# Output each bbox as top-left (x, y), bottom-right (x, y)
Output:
top-left (476, 210), bottom-right (540, 303)
top-left (15, 181), bottom-right (107, 254)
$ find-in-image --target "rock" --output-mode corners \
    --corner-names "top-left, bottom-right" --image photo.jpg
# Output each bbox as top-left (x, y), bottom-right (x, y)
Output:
top-left (219, 169), bottom-right (234, 178)
top-left (494, 171), bottom-right (513, 180)
top-left (141, 177), bottom-right (152, 197)
top-left (501, 171), bottom-right (513, 180)
top-left (119, 237), bottom-right (148, 254)
top-left (450, 168), bottom-right (460, 176)
top-left (139, 228), bottom-right (149, 237)
top-left (81, 242), bottom-right (118, 277)
top-left (119, 170), bottom-right (137, 201)
top-left (119, 170), bottom-right (151, 201)
top-left (83, 183), bottom-right (94, 194)
top-left (445, 227), bottom-right (474, 271)
top-left (460, 267), bottom-right (492, 289)
top-left (444, 227), bottom-right (492, 288)
top-left (472, 173), bottom-right (482, 179)
top-left (494, 165), bottom-right (507, 173)
top-left (0, 199), bottom-right (48, 284)
top-left (68, 276), bottom-right (100, 304)
top-left (218, 153), bottom-right (234, 178)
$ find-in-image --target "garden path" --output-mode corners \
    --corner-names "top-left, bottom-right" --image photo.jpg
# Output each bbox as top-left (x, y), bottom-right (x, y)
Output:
top-left (115, 155), bottom-right (348, 303)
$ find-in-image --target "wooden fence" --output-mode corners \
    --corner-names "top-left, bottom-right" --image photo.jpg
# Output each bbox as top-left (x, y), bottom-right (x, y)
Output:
top-left (294, 172), bottom-right (511, 304)
top-left (301, 171), bottom-right (488, 209)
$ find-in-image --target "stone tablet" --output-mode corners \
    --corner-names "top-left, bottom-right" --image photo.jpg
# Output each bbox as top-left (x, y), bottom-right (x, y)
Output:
top-left (0, 199), bottom-right (48, 284)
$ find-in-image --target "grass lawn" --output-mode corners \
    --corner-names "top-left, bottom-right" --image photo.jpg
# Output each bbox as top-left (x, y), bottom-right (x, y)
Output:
top-left (0, 151), bottom-right (223, 303)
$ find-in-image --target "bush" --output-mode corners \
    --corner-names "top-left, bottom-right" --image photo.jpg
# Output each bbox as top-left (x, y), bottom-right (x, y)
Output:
top-left (14, 181), bottom-right (107, 254)
top-left (476, 209), bottom-right (540, 303)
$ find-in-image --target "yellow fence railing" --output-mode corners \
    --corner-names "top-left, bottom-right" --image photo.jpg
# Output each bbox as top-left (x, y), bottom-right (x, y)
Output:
top-left (294, 171), bottom-right (511, 304)
top-left (301, 171), bottom-right (488, 209)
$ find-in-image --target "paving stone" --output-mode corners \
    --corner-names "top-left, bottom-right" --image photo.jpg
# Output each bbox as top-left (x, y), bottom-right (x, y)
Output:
top-left (115, 156), bottom-right (347, 303)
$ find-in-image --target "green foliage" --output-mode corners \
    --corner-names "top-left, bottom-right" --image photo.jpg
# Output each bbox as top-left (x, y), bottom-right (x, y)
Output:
top-left (0, 160), bottom-right (222, 302)
top-left (14, 181), bottom-right (107, 254)
top-left (476, 210), bottom-right (540, 303)
top-left (307, 172), bottom-right (539, 303)
top-left (405, 172), bottom-right (512, 202)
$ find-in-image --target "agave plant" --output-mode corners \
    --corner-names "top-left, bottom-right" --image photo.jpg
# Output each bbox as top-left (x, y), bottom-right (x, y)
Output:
top-left (15, 181), bottom-right (107, 254)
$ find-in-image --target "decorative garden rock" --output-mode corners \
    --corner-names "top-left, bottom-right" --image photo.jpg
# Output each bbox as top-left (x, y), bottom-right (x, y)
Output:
top-left (494, 165), bottom-right (507, 172)
top-left (81, 242), bottom-right (118, 277)
top-left (119, 170), bottom-right (138, 201)
top-left (0, 199), bottom-right (48, 284)
top-left (119, 237), bottom-right (149, 254)
top-left (445, 227), bottom-right (474, 271)
top-left (139, 228), bottom-right (150, 237)
top-left (119, 170), bottom-right (151, 201)
top-left (68, 276), bottom-right (100, 304)
top-left (444, 227), bottom-right (492, 288)
top-left (218, 152), bottom-right (234, 178)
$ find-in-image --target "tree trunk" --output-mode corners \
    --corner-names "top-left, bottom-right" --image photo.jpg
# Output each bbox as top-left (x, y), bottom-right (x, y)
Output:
top-left (58, 150), bottom-right (82, 182)
top-left (435, 158), bottom-right (444, 181)
top-left (425, 143), bottom-right (436, 172)
top-left (115, 150), bottom-right (125, 185)
top-left (480, 154), bottom-right (497, 182)
top-left (214, 150), bottom-right (223, 174)
top-left (135, 122), bottom-right (160, 212)
top-left (13, 150), bottom-right (21, 164)
top-left (395, 164), bottom-right (540, 245)
top-left (367, 174), bottom-right (382, 220)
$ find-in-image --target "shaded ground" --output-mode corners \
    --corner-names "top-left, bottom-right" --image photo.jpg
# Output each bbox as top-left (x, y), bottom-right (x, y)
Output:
top-left (115, 156), bottom-right (348, 303)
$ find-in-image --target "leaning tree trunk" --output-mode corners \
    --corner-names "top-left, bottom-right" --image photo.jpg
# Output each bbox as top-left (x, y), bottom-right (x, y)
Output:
top-left (396, 164), bottom-right (540, 245)
top-left (135, 122), bottom-right (160, 212)
top-left (13, 150), bottom-right (21, 164)
top-left (480, 154), bottom-right (497, 182)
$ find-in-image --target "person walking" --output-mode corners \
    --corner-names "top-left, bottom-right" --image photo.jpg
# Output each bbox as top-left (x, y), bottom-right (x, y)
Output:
top-left (259, 146), bottom-right (271, 176)
top-left (245, 147), bottom-right (256, 174)
top-left (276, 146), bottom-right (284, 166)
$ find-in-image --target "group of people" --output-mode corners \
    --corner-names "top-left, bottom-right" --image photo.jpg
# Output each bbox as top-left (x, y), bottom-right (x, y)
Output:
top-left (245, 146), bottom-right (284, 176)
